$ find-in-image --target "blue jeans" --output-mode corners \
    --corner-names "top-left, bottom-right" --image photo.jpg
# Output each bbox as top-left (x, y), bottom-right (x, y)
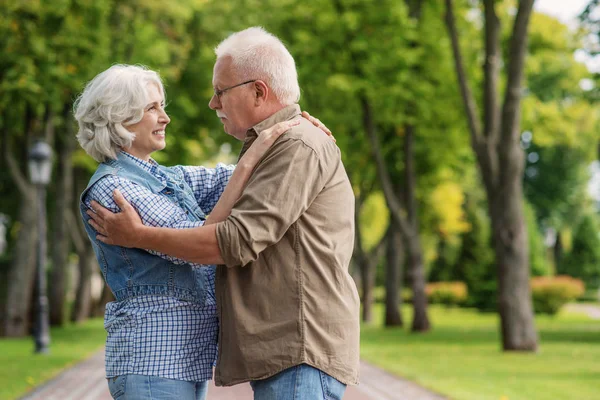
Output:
top-left (107, 374), bottom-right (208, 400)
top-left (250, 364), bottom-right (346, 400)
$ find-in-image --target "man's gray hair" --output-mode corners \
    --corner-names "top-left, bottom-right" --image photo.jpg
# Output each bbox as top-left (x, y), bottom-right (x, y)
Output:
top-left (73, 64), bottom-right (165, 162)
top-left (215, 27), bottom-right (300, 105)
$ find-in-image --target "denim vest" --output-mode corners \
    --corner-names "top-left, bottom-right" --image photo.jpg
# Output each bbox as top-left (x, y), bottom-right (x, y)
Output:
top-left (79, 152), bottom-right (209, 305)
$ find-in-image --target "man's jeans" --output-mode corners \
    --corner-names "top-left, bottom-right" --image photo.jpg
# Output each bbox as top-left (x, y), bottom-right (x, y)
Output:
top-left (250, 364), bottom-right (347, 400)
top-left (107, 374), bottom-right (208, 400)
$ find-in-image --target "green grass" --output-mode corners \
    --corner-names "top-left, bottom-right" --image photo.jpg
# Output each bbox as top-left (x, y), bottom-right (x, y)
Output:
top-left (0, 318), bottom-right (106, 400)
top-left (361, 305), bottom-right (600, 400)
top-left (2, 307), bottom-right (598, 400)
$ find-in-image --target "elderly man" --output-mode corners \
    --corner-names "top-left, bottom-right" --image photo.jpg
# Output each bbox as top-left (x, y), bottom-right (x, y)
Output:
top-left (89, 27), bottom-right (359, 399)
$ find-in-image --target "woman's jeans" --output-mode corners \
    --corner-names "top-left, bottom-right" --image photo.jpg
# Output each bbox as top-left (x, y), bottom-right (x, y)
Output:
top-left (250, 364), bottom-right (347, 400)
top-left (107, 374), bottom-right (208, 400)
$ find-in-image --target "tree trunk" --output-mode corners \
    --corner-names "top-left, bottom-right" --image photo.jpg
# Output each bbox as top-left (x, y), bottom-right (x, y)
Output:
top-left (354, 196), bottom-right (385, 323)
top-left (50, 105), bottom-right (75, 326)
top-left (93, 281), bottom-right (114, 317)
top-left (402, 124), bottom-right (430, 332)
top-left (553, 230), bottom-right (563, 273)
top-left (361, 97), bottom-right (430, 332)
top-left (385, 221), bottom-right (403, 327)
top-left (2, 106), bottom-right (38, 337)
top-left (355, 197), bottom-right (373, 322)
top-left (406, 233), bottom-right (429, 331)
top-left (71, 244), bottom-right (96, 323)
top-left (359, 256), bottom-right (375, 323)
top-left (491, 185), bottom-right (537, 350)
top-left (445, 0), bottom-right (538, 351)
top-left (3, 193), bottom-right (37, 336)
top-left (69, 170), bottom-right (99, 323)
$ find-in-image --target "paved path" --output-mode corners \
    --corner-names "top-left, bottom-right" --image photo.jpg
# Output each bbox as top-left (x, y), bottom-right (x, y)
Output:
top-left (564, 303), bottom-right (600, 319)
top-left (21, 350), bottom-right (446, 400)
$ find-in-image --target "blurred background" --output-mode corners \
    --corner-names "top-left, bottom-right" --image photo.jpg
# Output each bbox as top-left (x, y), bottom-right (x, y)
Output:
top-left (0, 0), bottom-right (599, 399)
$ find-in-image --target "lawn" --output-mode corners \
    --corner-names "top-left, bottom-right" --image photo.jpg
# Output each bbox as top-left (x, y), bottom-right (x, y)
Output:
top-left (361, 304), bottom-right (600, 400)
top-left (0, 318), bottom-right (106, 400)
top-left (1, 306), bottom-right (598, 400)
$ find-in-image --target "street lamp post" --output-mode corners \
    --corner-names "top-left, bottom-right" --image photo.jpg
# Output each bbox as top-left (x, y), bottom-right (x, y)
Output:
top-left (28, 140), bottom-right (53, 354)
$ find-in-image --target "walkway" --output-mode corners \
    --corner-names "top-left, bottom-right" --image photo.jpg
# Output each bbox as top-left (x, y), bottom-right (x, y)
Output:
top-left (564, 303), bottom-right (600, 320)
top-left (21, 350), bottom-right (446, 400)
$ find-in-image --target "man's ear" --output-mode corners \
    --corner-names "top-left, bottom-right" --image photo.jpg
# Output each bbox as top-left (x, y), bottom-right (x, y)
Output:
top-left (254, 80), bottom-right (269, 105)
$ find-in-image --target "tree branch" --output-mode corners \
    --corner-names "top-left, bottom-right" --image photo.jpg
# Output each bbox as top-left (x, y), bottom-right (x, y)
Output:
top-left (6, 151), bottom-right (31, 198)
top-left (482, 0), bottom-right (501, 142)
top-left (361, 96), bottom-right (411, 238)
top-left (66, 209), bottom-right (86, 254)
top-left (404, 124), bottom-right (417, 229)
top-left (500, 0), bottom-right (535, 147)
top-left (497, 0), bottom-right (534, 187)
top-left (43, 103), bottom-right (55, 144)
top-left (444, 0), bottom-right (483, 148)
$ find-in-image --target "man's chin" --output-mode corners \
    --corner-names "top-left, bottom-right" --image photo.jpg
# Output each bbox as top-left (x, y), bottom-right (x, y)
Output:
top-left (223, 125), bottom-right (246, 141)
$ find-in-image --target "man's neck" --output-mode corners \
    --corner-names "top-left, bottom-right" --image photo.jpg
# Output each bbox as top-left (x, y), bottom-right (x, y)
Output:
top-left (250, 102), bottom-right (286, 128)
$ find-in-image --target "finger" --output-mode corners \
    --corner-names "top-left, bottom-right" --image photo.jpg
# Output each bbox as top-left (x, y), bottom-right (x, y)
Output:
top-left (90, 201), bottom-right (111, 219)
top-left (275, 120), bottom-right (300, 136)
top-left (301, 111), bottom-right (311, 120)
top-left (315, 119), bottom-right (332, 135)
top-left (96, 234), bottom-right (113, 245)
top-left (87, 209), bottom-right (104, 224)
top-left (88, 218), bottom-right (108, 237)
top-left (264, 120), bottom-right (300, 137)
top-left (113, 189), bottom-right (133, 212)
top-left (283, 119), bottom-right (301, 130)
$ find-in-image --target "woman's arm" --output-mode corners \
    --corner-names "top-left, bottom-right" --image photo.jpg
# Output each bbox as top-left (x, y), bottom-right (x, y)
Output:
top-left (205, 119), bottom-right (300, 225)
top-left (181, 111), bottom-right (334, 215)
top-left (179, 163), bottom-right (235, 214)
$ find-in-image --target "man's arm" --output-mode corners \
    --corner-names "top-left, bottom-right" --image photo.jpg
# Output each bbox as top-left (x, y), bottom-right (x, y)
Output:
top-left (88, 135), bottom-right (327, 266)
top-left (88, 189), bottom-right (224, 265)
top-left (85, 175), bottom-right (208, 265)
top-left (216, 131), bottom-right (329, 267)
top-left (87, 119), bottom-right (302, 265)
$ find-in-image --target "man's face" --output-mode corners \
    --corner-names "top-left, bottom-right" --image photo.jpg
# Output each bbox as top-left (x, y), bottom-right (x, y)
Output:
top-left (209, 57), bottom-right (256, 141)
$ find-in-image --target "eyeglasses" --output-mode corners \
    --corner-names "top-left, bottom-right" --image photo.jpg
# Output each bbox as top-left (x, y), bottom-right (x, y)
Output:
top-left (213, 80), bottom-right (257, 99)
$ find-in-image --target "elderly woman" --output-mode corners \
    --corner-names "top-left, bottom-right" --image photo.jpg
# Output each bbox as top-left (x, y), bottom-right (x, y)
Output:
top-left (74, 64), bottom-right (315, 400)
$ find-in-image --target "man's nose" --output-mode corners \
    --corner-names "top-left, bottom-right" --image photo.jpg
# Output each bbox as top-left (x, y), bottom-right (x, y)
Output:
top-left (209, 94), bottom-right (220, 110)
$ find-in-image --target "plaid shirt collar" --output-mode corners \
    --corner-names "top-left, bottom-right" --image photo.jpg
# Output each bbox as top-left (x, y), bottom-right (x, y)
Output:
top-left (118, 151), bottom-right (167, 185)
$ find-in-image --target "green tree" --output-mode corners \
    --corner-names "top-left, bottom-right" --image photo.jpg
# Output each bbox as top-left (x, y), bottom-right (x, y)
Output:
top-left (521, 11), bottom-right (598, 274)
top-left (445, 0), bottom-right (538, 351)
top-left (562, 213), bottom-right (600, 289)
top-left (525, 201), bottom-right (551, 277)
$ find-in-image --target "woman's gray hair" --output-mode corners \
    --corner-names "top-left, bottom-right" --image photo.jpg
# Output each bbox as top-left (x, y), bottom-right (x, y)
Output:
top-left (73, 64), bottom-right (165, 162)
top-left (215, 27), bottom-right (300, 105)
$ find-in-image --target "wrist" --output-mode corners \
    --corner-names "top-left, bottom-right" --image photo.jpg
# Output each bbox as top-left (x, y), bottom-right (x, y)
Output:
top-left (136, 224), bottom-right (153, 248)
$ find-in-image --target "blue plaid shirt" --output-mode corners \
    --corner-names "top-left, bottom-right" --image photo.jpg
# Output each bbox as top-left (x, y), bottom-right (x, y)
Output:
top-left (84, 152), bottom-right (234, 382)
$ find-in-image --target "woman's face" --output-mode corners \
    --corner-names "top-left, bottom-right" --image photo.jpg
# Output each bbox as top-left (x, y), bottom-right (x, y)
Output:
top-left (124, 83), bottom-right (170, 161)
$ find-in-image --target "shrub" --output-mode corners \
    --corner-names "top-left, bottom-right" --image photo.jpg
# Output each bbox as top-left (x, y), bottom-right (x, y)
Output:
top-left (426, 282), bottom-right (468, 306)
top-left (531, 275), bottom-right (585, 315)
top-left (454, 195), bottom-right (496, 311)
